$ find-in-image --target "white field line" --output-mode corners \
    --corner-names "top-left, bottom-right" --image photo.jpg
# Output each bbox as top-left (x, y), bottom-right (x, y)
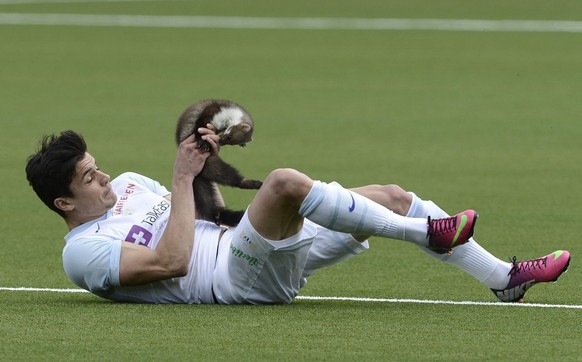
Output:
top-left (1, 286), bottom-right (581, 309)
top-left (296, 295), bottom-right (582, 309)
top-left (1, 13), bottom-right (582, 33)
top-left (1, 287), bottom-right (89, 293)
top-left (0, 0), bottom-right (157, 4)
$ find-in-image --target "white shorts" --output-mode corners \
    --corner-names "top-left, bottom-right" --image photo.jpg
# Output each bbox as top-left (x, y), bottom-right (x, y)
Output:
top-left (212, 211), bottom-right (369, 304)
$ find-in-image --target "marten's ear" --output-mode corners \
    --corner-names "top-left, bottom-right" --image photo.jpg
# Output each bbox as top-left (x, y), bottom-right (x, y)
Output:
top-left (240, 123), bottom-right (251, 132)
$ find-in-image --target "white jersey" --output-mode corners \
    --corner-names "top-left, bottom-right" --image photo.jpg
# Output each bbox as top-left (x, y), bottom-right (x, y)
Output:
top-left (62, 172), bottom-right (222, 304)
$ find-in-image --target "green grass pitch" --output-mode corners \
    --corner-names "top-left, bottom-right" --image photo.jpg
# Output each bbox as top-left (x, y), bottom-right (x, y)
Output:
top-left (1, 1), bottom-right (581, 360)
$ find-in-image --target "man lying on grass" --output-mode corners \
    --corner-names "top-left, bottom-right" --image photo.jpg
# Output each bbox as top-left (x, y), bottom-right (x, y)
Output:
top-left (26, 128), bottom-right (570, 304)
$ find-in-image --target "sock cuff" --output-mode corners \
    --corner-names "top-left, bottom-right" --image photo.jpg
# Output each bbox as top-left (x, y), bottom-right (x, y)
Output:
top-left (406, 192), bottom-right (425, 218)
top-left (298, 180), bottom-right (326, 217)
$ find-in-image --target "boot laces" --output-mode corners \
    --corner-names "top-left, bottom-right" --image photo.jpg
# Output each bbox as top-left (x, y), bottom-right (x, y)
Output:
top-left (508, 256), bottom-right (548, 277)
top-left (426, 215), bottom-right (457, 239)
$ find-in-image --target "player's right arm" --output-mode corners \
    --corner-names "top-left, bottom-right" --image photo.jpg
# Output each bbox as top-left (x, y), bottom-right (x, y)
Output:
top-left (117, 131), bottom-right (219, 285)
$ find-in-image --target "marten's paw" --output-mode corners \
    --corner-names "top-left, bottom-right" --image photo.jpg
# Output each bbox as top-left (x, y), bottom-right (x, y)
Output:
top-left (196, 139), bottom-right (211, 152)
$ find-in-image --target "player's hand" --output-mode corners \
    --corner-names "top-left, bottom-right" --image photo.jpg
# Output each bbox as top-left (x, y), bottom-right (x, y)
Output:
top-left (198, 123), bottom-right (220, 156)
top-left (174, 134), bottom-right (211, 180)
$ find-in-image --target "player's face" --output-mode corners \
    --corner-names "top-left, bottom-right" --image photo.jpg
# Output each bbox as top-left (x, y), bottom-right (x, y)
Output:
top-left (67, 153), bottom-right (118, 220)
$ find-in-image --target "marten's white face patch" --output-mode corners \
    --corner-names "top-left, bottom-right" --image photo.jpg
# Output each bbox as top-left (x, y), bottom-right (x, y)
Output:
top-left (212, 107), bottom-right (244, 134)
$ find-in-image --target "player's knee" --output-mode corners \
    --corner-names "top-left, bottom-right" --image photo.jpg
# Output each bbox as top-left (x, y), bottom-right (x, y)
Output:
top-left (382, 184), bottom-right (412, 215)
top-left (264, 168), bottom-right (311, 201)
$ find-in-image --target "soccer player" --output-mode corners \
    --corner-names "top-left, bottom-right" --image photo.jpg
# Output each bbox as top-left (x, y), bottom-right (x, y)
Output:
top-left (25, 128), bottom-right (570, 304)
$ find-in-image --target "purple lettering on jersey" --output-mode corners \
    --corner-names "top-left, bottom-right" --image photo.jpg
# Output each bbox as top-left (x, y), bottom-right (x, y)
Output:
top-left (113, 183), bottom-right (136, 216)
top-left (125, 225), bottom-right (153, 247)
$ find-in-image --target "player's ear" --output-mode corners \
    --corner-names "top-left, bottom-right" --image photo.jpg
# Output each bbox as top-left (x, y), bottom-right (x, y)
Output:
top-left (54, 197), bottom-right (74, 212)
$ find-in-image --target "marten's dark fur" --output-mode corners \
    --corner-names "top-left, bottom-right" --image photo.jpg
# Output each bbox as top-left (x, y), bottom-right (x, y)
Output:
top-left (175, 99), bottom-right (262, 226)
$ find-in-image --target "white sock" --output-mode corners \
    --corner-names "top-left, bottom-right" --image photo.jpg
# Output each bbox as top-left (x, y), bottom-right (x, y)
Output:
top-left (299, 181), bottom-right (430, 246)
top-left (407, 192), bottom-right (511, 289)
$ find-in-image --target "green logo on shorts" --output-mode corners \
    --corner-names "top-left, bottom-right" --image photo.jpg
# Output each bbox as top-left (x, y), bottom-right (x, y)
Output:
top-left (230, 245), bottom-right (259, 266)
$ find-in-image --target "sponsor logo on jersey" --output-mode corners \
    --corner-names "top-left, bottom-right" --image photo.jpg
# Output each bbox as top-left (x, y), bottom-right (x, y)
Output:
top-left (141, 200), bottom-right (171, 226)
top-left (125, 225), bottom-right (153, 247)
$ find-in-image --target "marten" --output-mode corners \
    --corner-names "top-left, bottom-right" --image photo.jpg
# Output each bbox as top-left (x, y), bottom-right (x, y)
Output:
top-left (175, 99), bottom-right (262, 226)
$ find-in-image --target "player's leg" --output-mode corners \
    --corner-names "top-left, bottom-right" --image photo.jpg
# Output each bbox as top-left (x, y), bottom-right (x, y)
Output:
top-left (300, 185), bottom-right (408, 282)
top-left (212, 211), bottom-right (317, 304)
top-left (403, 189), bottom-right (570, 302)
top-left (247, 168), bottom-right (476, 252)
top-left (246, 168), bottom-right (310, 241)
top-left (346, 184), bottom-right (413, 241)
top-left (298, 184), bottom-right (495, 291)
top-left (349, 184), bottom-right (513, 286)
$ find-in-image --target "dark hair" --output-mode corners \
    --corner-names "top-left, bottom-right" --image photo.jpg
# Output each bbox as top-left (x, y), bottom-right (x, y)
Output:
top-left (25, 130), bottom-right (87, 218)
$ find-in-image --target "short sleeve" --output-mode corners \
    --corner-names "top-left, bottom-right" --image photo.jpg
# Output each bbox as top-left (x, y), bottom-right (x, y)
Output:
top-left (62, 237), bottom-right (122, 293)
top-left (116, 172), bottom-right (169, 197)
